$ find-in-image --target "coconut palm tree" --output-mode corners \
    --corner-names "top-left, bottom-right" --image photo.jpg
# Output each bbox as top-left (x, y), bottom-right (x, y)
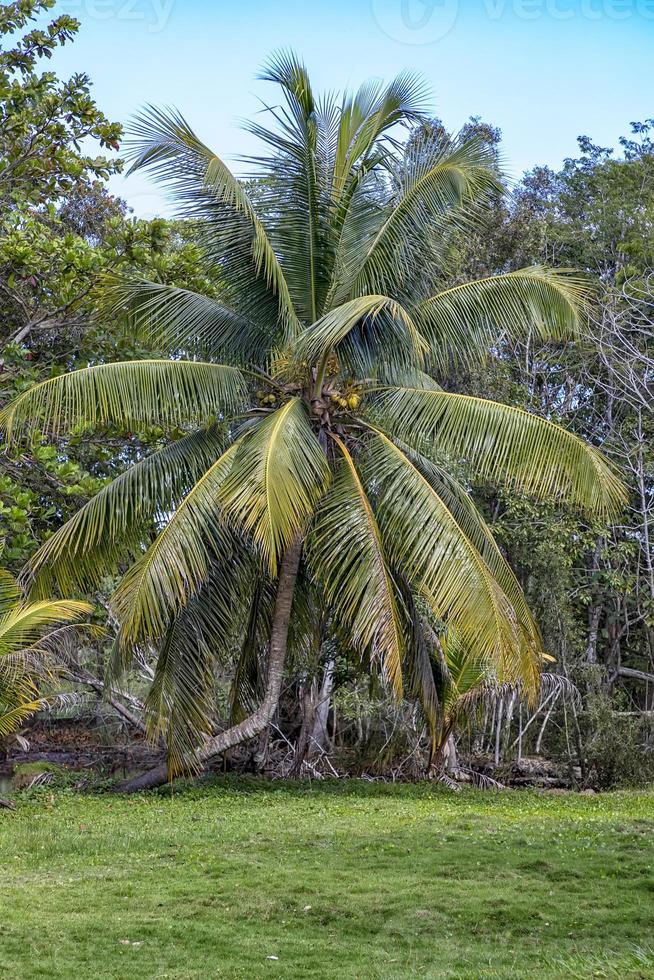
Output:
top-left (0, 54), bottom-right (625, 788)
top-left (0, 565), bottom-right (91, 740)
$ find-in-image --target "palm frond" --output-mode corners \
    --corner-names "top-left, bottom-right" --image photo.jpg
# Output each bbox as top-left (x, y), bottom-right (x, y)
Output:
top-left (127, 105), bottom-right (299, 338)
top-left (229, 578), bottom-right (273, 724)
top-left (0, 699), bottom-right (44, 739)
top-left (249, 57), bottom-right (429, 323)
top-left (325, 71), bottom-right (430, 267)
top-left (439, 629), bottom-right (496, 715)
top-left (219, 398), bottom-right (330, 575)
top-left (247, 51), bottom-right (328, 324)
top-left (371, 386), bottom-right (626, 517)
top-left (0, 692), bottom-right (88, 740)
top-left (0, 568), bottom-right (21, 616)
top-left (108, 279), bottom-right (267, 360)
top-left (331, 71), bottom-right (429, 208)
top-left (110, 441), bottom-right (245, 651)
top-left (396, 578), bottom-right (441, 742)
top-left (0, 600), bottom-right (92, 657)
top-left (307, 435), bottom-right (404, 697)
top-left (350, 137), bottom-right (501, 300)
top-left (396, 444), bottom-right (540, 643)
top-left (417, 267), bottom-right (592, 368)
top-left (25, 426), bottom-right (227, 598)
top-left (145, 568), bottom-right (250, 777)
top-left (296, 294), bottom-right (426, 372)
top-left (0, 360), bottom-right (246, 441)
top-left (362, 428), bottom-right (540, 696)
top-left (0, 585), bottom-right (92, 739)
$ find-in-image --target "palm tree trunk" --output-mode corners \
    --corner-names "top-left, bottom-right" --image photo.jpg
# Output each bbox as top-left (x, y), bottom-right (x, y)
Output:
top-left (116, 536), bottom-right (303, 793)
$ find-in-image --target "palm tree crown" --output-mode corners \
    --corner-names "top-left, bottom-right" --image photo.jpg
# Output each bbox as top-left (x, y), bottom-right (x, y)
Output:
top-left (1, 53), bottom-right (625, 775)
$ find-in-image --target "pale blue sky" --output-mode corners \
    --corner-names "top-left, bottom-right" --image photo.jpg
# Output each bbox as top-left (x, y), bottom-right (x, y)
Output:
top-left (45, 0), bottom-right (654, 216)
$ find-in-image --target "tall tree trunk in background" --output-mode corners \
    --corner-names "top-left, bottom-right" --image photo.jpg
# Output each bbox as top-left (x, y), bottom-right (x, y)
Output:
top-left (117, 537), bottom-right (303, 793)
top-left (253, 728), bottom-right (271, 774)
top-left (290, 684), bottom-right (316, 777)
top-left (585, 605), bottom-right (602, 666)
top-left (444, 733), bottom-right (458, 775)
top-left (584, 538), bottom-right (604, 690)
top-left (428, 721), bottom-right (456, 776)
top-left (308, 657), bottom-right (335, 756)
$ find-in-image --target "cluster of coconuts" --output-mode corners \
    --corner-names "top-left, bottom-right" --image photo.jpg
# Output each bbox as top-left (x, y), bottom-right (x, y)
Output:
top-left (329, 391), bottom-right (361, 411)
top-left (255, 388), bottom-right (361, 410)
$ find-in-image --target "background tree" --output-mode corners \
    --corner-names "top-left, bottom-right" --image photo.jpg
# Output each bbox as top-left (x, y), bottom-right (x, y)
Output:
top-left (439, 120), bottom-right (654, 781)
top-left (0, 1), bottom-right (229, 574)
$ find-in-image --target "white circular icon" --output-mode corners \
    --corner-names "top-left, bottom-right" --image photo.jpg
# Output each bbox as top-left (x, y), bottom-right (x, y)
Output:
top-left (371, 0), bottom-right (460, 45)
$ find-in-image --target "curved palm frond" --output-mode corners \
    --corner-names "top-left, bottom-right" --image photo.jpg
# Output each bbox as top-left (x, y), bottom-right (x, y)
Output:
top-left (109, 279), bottom-right (266, 360)
top-left (297, 294), bottom-right (426, 373)
top-left (0, 568), bottom-right (21, 616)
top-left (398, 580), bottom-right (459, 748)
top-left (349, 137), bottom-right (502, 300)
top-left (362, 428), bottom-right (540, 696)
top-left (0, 581), bottom-right (93, 739)
top-left (0, 360), bottom-right (246, 441)
top-left (331, 70), bottom-right (430, 202)
top-left (326, 71), bottom-right (431, 259)
top-left (218, 398), bottom-right (331, 575)
top-left (0, 599), bottom-right (92, 657)
top-left (417, 266), bottom-right (591, 368)
top-left (145, 568), bottom-right (251, 777)
top-left (371, 386), bottom-right (626, 517)
top-left (307, 435), bottom-right (404, 697)
top-left (110, 441), bottom-right (244, 652)
top-left (25, 426), bottom-right (227, 598)
top-left (439, 630), bottom-right (489, 717)
top-left (0, 695), bottom-right (88, 739)
top-left (401, 592), bottom-right (442, 744)
top-left (396, 444), bottom-right (540, 644)
top-left (228, 578), bottom-right (273, 725)
top-left (127, 105), bottom-right (300, 339)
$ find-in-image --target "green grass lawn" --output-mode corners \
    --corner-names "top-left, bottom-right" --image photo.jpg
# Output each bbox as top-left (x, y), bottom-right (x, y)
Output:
top-left (1, 779), bottom-right (653, 979)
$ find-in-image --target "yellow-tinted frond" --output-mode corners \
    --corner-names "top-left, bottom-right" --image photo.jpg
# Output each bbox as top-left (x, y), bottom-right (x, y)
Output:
top-left (363, 429), bottom-right (540, 697)
top-left (372, 387), bottom-right (626, 518)
top-left (1, 360), bottom-right (246, 441)
top-left (308, 436), bottom-right (404, 697)
top-left (219, 399), bottom-right (331, 575)
top-left (111, 441), bottom-right (242, 649)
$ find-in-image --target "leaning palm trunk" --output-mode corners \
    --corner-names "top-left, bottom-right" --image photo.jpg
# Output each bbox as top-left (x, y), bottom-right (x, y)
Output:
top-left (118, 537), bottom-right (303, 792)
top-left (1, 53), bottom-right (626, 788)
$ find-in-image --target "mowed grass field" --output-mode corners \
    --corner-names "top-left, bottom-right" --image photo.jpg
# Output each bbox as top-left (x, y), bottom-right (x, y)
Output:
top-left (1, 779), bottom-right (653, 979)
